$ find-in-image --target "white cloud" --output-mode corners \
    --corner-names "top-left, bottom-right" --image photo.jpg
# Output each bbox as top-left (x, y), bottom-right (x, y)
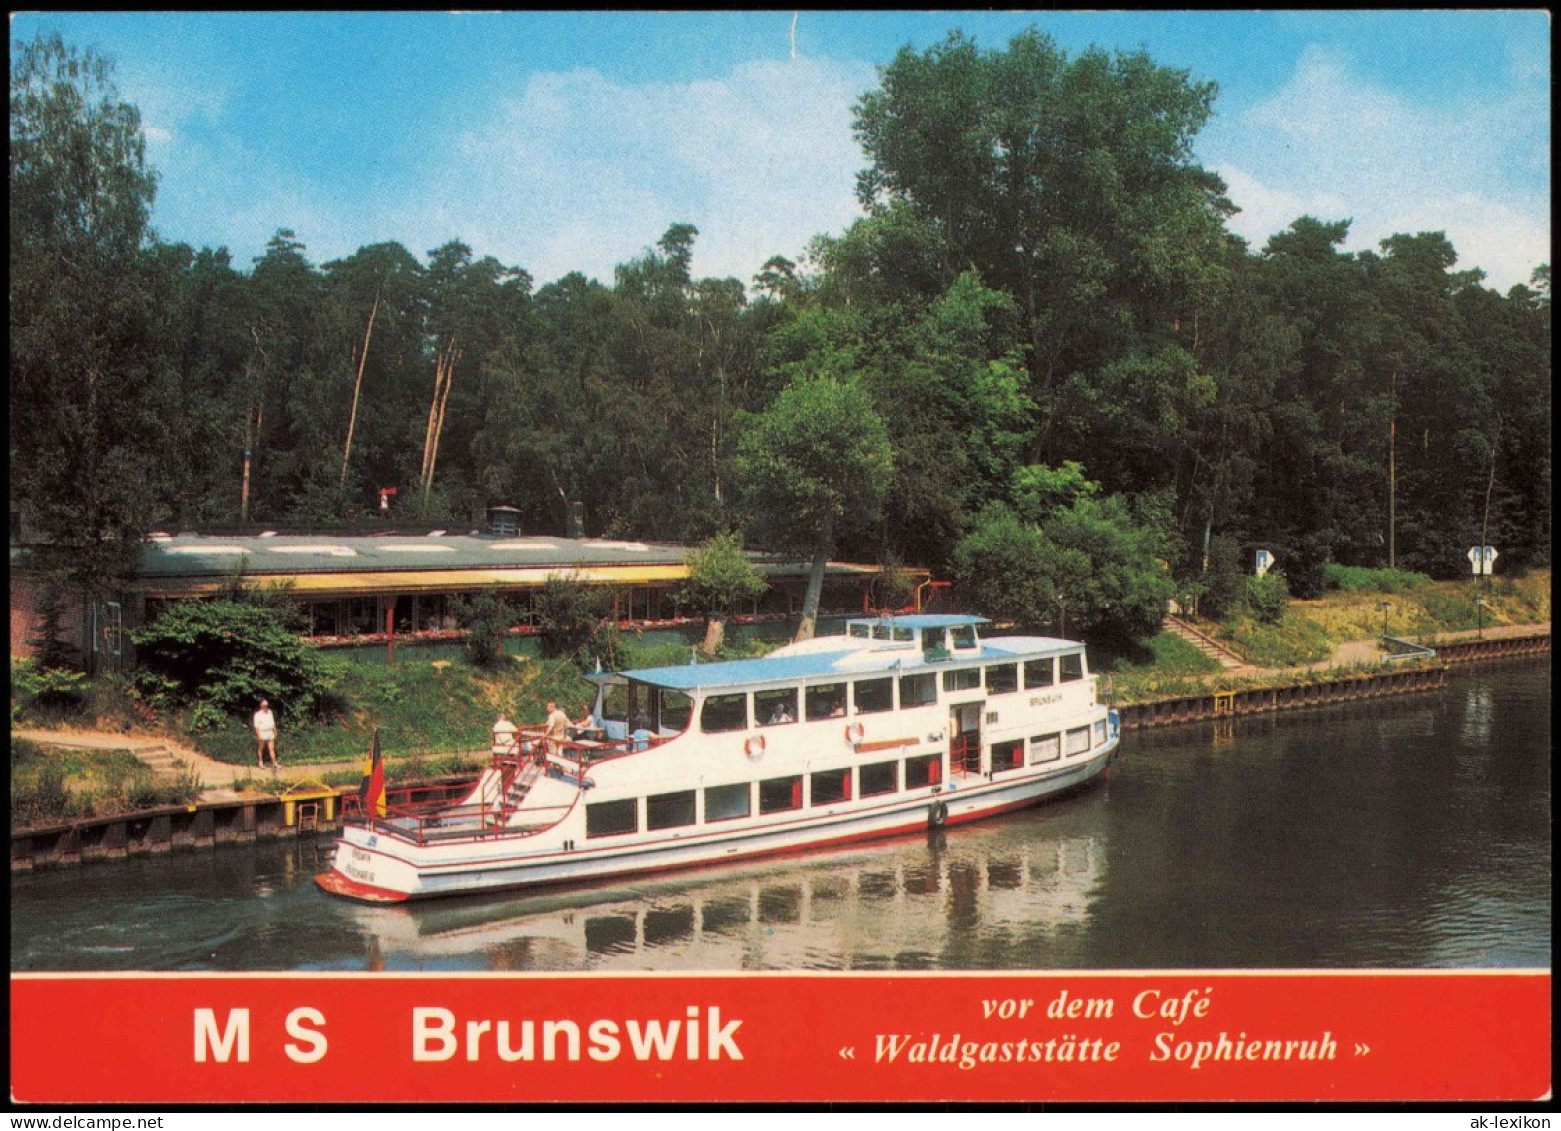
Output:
top-left (1211, 45), bottom-right (1549, 289)
top-left (394, 55), bottom-right (876, 287)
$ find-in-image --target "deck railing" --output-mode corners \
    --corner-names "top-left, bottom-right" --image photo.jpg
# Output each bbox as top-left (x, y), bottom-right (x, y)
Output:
top-left (340, 726), bottom-right (666, 845)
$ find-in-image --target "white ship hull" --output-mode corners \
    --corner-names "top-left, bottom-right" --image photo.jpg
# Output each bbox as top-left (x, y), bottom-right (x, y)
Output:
top-left (321, 743), bottom-right (1114, 902)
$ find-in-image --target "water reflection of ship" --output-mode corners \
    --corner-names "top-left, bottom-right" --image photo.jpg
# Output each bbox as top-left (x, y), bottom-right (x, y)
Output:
top-left (344, 804), bottom-right (1107, 971)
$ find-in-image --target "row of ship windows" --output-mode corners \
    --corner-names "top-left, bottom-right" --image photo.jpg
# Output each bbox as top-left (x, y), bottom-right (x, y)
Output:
top-left (695, 653), bottom-right (1088, 734)
top-left (583, 719), bottom-right (1108, 840)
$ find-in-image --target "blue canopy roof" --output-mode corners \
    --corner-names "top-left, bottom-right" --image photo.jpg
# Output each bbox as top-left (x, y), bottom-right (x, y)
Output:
top-left (603, 630), bottom-right (1077, 693)
top-left (845, 614), bottom-right (990, 629)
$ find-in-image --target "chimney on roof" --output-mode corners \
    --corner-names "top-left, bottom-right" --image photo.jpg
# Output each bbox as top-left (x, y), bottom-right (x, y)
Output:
top-left (487, 505), bottom-right (521, 537)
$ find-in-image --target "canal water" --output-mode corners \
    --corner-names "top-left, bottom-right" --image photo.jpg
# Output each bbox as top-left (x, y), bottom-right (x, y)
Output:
top-left (11, 661), bottom-right (1549, 972)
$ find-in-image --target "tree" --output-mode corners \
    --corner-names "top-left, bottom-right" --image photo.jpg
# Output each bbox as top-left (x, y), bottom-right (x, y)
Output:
top-left (853, 29), bottom-right (1233, 404)
top-left (1041, 493), bottom-right (1174, 646)
top-left (533, 573), bottom-right (610, 661)
top-left (950, 503), bottom-right (1075, 631)
top-left (11, 33), bottom-right (167, 610)
top-left (736, 376), bottom-right (893, 640)
top-left (678, 532), bottom-right (768, 653)
top-left (952, 487), bottom-right (1173, 647)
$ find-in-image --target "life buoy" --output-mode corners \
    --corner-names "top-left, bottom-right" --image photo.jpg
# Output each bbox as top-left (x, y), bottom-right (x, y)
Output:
top-left (845, 722), bottom-right (865, 744)
top-left (928, 800), bottom-right (948, 828)
top-left (744, 734), bottom-right (766, 759)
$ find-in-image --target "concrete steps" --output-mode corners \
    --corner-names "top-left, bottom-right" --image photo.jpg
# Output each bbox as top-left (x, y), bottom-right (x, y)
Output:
top-left (1163, 615), bottom-right (1247, 670)
top-left (132, 744), bottom-right (192, 779)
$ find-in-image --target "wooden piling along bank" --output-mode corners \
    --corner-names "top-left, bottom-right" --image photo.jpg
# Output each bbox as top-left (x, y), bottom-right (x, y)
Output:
top-left (1116, 665), bottom-right (1450, 729)
top-left (11, 777), bottom-right (471, 872)
top-left (11, 635), bottom-right (1547, 872)
top-left (1115, 633), bottom-right (1548, 731)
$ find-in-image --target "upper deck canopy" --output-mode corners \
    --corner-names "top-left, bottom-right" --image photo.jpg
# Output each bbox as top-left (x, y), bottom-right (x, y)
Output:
top-left (601, 621), bottom-right (1083, 694)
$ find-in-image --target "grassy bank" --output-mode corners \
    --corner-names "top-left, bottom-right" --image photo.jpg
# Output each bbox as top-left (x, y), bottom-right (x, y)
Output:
top-left (11, 738), bottom-right (201, 826)
top-left (1205, 569), bottom-right (1548, 668)
top-left (188, 637), bottom-right (768, 768)
top-left (191, 654), bottom-right (594, 767)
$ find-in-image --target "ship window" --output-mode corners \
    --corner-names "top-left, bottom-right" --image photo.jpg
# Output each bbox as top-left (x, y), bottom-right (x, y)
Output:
top-left (810, 767), bottom-right (851, 806)
top-left (904, 753), bottom-right (942, 788)
top-left (805, 683), bottom-right (847, 720)
top-left (585, 799), bottom-right (638, 839)
top-left (600, 683), bottom-right (629, 722)
top-left (899, 672), bottom-right (937, 707)
top-left (871, 624), bottom-right (892, 640)
top-left (853, 677), bottom-right (893, 714)
top-left (991, 739), bottom-right (1024, 773)
top-left (1029, 734), bottom-right (1061, 764)
top-left (646, 790), bottom-right (696, 831)
top-left (1060, 652), bottom-right (1085, 682)
top-left (942, 667), bottom-right (980, 692)
top-left (701, 693), bottom-right (748, 733)
top-left (950, 624), bottom-right (977, 649)
top-left (1066, 726), bottom-right (1091, 755)
top-left (659, 689), bottom-right (692, 732)
top-left (985, 663), bottom-right (1018, 695)
top-left (759, 775), bottom-right (803, 814)
top-left (704, 782), bottom-right (751, 823)
top-left (1024, 658), bottom-right (1055, 689)
top-left (1095, 719), bottom-right (1108, 746)
top-left (848, 623), bottom-right (871, 638)
top-left (755, 687), bottom-right (798, 727)
top-left (893, 626), bottom-right (914, 641)
top-left (921, 628), bottom-right (946, 652)
top-left (859, 760), bottom-right (897, 797)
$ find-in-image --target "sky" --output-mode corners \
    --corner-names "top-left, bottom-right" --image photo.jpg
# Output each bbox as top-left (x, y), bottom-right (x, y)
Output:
top-left (10, 11), bottom-right (1551, 292)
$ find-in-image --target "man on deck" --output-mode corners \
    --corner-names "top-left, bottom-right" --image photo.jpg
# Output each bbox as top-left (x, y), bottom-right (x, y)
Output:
top-left (544, 701), bottom-right (571, 759)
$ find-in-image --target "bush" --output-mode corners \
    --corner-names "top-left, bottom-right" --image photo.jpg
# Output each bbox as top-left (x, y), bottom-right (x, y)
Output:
top-left (1245, 572), bottom-right (1290, 624)
top-left (129, 599), bottom-right (341, 728)
top-left (11, 655), bottom-right (88, 720)
top-left (1322, 563), bottom-right (1433, 594)
top-left (455, 586), bottom-right (511, 670)
top-left (11, 761), bottom-right (73, 827)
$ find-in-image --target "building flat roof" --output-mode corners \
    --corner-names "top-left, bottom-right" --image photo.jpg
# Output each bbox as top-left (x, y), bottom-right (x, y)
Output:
top-left (112, 532), bottom-right (897, 600)
top-left (130, 532), bottom-right (883, 585)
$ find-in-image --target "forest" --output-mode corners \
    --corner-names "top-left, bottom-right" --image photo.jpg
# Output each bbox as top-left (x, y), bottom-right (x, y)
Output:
top-left (11, 29), bottom-right (1551, 647)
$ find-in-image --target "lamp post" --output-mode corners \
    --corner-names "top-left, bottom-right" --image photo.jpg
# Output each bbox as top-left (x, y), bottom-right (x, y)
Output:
top-left (1378, 601), bottom-right (1391, 643)
top-left (1475, 597), bottom-right (1486, 640)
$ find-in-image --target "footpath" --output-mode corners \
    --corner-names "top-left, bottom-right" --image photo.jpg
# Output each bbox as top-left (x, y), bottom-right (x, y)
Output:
top-left (13, 621), bottom-right (1548, 805)
top-left (9, 728), bottom-right (377, 802)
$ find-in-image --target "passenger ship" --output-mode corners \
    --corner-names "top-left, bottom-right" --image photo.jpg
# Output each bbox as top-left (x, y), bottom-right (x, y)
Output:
top-left (316, 614), bottom-right (1120, 903)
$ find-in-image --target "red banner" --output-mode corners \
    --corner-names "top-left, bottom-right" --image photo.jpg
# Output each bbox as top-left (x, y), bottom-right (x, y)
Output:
top-left (11, 971), bottom-right (1550, 1104)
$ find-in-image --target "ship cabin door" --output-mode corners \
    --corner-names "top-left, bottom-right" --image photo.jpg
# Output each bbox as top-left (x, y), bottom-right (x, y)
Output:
top-left (949, 703), bottom-right (982, 778)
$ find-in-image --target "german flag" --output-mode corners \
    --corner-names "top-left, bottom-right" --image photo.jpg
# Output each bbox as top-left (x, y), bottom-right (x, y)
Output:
top-left (358, 728), bottom-right (386, 818)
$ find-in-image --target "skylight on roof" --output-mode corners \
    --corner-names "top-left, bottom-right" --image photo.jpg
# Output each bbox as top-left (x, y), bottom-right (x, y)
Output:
top-left (587, 540), bottom-right (651, 552)
top-left (265, 545), bottom-right (357, 557)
